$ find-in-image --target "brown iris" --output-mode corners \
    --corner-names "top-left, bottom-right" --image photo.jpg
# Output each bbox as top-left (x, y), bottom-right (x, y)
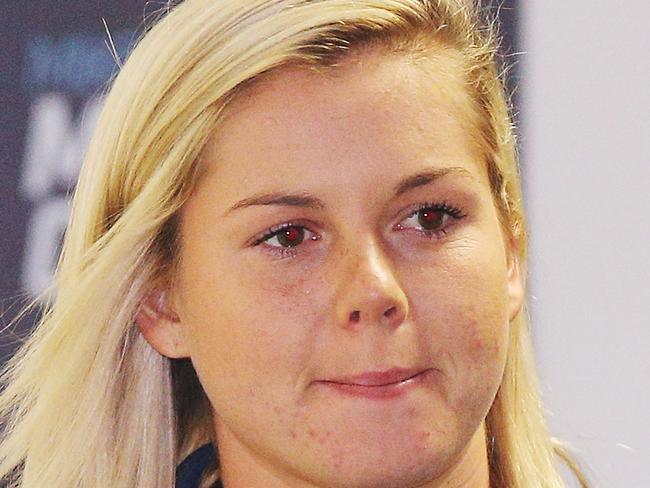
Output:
top-left (277, 226), bottom-right (305, 247)
top-left (418, 208), bottom-right (444, 230)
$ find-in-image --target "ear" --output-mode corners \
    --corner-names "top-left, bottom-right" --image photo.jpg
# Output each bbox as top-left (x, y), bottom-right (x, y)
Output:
top-left (506, 242), bottom-right (525, 322)
top-left (135, 289), bottom-right (190, 359)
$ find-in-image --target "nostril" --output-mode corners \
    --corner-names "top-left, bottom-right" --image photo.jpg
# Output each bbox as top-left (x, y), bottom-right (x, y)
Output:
top-left (383, 306), bottom-right (397, 318)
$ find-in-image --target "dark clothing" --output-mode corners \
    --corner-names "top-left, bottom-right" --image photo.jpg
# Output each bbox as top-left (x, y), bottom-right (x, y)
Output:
top-left (175, 443), bottom-right (222, 488)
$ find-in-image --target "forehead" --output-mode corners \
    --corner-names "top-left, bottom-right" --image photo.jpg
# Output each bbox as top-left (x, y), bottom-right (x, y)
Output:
top-left (200, 48), bottom-right (485, 196)
top-left (228, 46), bottom-right (468, 114)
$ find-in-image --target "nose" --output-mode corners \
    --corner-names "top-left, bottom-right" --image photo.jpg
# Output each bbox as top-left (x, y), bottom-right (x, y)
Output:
top-left (334, 238), bottom-right (409, 330)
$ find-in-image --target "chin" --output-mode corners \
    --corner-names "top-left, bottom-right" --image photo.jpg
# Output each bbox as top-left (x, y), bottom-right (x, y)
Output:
top-left (293, 411), bottom-right (487, 488)
top-left (313, 455), bottom-right (451, 488)
top-left (302, 432), bottom-right (464, 488)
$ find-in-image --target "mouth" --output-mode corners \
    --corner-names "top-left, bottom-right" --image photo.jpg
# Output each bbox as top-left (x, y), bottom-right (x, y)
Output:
top-left (316, 367), bottom-right (434, 400)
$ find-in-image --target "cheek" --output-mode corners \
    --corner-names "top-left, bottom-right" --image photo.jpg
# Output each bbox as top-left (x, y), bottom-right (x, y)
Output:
top-left (408, 242), bottom-right (511, 405)
top-left (177, 260), bottom-right (324, 399)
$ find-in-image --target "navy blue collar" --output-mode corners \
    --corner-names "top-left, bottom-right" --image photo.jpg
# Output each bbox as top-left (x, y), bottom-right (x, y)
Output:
top-left (175, 443), bottom-right (221, 488)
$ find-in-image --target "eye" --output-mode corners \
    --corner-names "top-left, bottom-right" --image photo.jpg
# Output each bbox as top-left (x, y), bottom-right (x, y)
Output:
top-left (253, 222), bottom-right (320, 258)
top-left (395, 202), bottom-right (465, 238)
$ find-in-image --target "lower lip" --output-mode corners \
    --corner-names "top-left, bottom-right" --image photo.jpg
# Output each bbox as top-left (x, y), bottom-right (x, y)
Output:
top-left (318, 369), bottom-right (434, 400)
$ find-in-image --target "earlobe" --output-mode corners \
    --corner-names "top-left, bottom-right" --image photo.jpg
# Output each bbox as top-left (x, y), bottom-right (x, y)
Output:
top-left (135, 289), bottom-right (190, 359)
top-left (507, 251), bottom-right (525, 321)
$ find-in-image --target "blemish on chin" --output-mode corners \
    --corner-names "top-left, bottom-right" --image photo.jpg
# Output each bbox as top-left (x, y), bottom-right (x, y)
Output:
top-left (318, 431), bottom-right (332, 446)
top-left (306, 427), bottom-right (333, 446)
top-left (417, 430), bottom-right (432, 441)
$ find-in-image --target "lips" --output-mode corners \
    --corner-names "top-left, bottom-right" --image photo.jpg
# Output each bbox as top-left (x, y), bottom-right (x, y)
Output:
top-left (316, 367), bottom-right (434, 400)
top-left (326, 368), bottom-right (426, 386)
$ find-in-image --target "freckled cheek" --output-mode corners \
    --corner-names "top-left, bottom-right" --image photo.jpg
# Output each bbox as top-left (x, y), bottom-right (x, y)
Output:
top-left (451, 281), bottom-right (509, 346)
top-left (409, 281), bottom-right (508, 351)
top-left (423, 314), bottom-right (507, 420)
top-left (189, 270), bottom-right (323, 382)
top-left (405, 258), bottom-right (510, 392)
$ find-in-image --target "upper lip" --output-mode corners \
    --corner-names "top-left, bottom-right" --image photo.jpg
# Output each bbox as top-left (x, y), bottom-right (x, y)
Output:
top-left (321, 367), bottom-right (428, 387)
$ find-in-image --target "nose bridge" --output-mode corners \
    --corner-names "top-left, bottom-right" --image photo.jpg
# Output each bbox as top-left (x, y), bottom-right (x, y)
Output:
top-left (334, 233), bottom-right (409, 330)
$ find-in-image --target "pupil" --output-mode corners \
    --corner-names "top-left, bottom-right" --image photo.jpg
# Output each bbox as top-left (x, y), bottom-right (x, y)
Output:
top-left (277, 226), bottom-right (304, 247)
top-left (418, 209), bottom-right (443, 230)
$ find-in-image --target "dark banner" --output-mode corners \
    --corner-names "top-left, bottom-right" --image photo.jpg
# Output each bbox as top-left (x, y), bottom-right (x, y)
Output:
top-left (0, 1), bottom-right (149, 361)
top-left (0, 1), bottom-right (519, 363)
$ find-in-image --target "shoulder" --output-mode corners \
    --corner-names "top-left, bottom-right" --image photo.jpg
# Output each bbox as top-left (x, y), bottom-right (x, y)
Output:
top-left (175, 443), bottom-right (219, 488)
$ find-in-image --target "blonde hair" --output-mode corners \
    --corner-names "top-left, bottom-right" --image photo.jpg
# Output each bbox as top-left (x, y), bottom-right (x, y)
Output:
top-left (0, 1), bottom-right (589, 487)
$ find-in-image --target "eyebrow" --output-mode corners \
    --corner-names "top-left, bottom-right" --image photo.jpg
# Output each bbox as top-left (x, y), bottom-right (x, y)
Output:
top-left (225, 166), bottom-right (472, 215)
top-left (393, 166), bottom-right (472, 197)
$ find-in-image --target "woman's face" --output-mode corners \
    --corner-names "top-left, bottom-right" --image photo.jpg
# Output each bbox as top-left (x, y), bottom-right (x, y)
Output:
top-left (168, 50), bottom-right (523, 487)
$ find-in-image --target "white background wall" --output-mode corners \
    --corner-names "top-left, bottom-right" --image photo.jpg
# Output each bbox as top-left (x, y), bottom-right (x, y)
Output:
top-left (521, 2), bottom-right (649, 486)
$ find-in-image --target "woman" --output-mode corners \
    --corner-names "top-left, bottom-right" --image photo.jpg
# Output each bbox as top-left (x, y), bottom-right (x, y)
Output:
top-left (0, 0), bottom-right (590, 487)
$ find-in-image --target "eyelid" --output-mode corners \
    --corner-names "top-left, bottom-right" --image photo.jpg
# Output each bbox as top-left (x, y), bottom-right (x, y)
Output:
top-left (394, 201), bottom-right (466, 234)
top-left (250, 222), bottom-right (320, 261)
top-left (253, 221), bottom-right (310, 242)
top-left (399, 201), bottom-right (465, 222)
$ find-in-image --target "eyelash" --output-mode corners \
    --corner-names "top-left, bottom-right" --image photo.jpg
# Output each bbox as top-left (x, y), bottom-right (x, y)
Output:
top-left (252, 221), bottom-right (319, 259)
top-left (396, 201), bottom-right (466, 239)
top-left (252, 201), bottom-right (466, 259)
